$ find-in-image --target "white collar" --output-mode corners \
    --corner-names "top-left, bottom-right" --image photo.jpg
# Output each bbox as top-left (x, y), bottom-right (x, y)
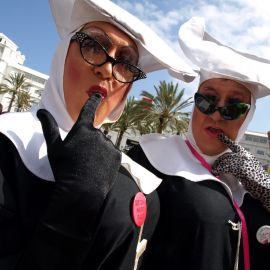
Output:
top-left (0, 107), bottom-right (161, 194)
top-left (121, 153), bottom-right (162, 194)
top-left (140, 133), bottom-right (248, 205)
top-left (140, 133), bottom-right (218, 182)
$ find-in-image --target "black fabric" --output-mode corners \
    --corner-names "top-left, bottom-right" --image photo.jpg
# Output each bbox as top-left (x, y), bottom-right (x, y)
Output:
top-left (37, 95), bottom-right (121, 242)
top-left (128, 145), bottom-right (270, 270)
top-left (0, 134), bottom-right (159, 270)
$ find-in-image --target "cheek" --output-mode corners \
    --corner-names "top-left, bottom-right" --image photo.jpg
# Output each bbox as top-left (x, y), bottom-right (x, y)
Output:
top-left (228, 119), bottom-right (245, 140)
top-left (64, 57), bottom-right (82, 87)
top-left (192, 109), bottom-right (204, 135)
top-left (110, 84), bottom-right (130, 108)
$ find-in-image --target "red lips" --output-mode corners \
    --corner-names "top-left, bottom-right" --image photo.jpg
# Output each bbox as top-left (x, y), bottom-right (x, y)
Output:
top-left (87, 86), bottom-right (107, 99)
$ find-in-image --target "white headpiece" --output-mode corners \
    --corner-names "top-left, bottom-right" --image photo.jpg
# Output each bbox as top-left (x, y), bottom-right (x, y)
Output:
top-left (178, 16), bottom-right (270, 153)
top-left (43, 0), bottom-right (197, 126)
top-left (51, 0), bottom-right (196, 79)
top-left (178, 16), bottom-right (270, 99)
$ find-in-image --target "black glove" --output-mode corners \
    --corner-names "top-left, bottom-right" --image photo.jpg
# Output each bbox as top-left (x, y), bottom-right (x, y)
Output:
top-left (37, 93), bottom-right (121, 241)
top-left (212, 133), bottom-right (270, 212)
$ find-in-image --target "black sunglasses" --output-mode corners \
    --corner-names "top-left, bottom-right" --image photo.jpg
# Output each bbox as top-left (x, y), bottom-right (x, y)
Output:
top-left (194, 92), bottom-right (250, 120)
top-left (71, 32), bottom-right (146, 83)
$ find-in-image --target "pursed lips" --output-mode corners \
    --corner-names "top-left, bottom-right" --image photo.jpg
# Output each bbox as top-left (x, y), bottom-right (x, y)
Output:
top-left (87, 85), bottom-right (108, 99)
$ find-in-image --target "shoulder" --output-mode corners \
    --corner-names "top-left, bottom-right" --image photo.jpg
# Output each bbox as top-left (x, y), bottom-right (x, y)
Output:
top-left (0, 133), bottom-right (18, 168)
top-left (127, 144), bottom-right (146, 164)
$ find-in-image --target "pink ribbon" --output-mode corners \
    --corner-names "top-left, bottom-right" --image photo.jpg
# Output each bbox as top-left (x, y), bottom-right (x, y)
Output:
top-left (185, 140), bottom-right (250, 270)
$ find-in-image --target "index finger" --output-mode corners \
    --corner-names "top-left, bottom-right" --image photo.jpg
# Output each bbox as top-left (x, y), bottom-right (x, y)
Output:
top-left (217, 133), bottom-right (246, 154)
top-left (76, 93), bottom-right (103, 127)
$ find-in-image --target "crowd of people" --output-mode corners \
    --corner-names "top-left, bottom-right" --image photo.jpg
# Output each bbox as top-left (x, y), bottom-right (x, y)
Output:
top-left (0, 0), bottom-right (269, 270)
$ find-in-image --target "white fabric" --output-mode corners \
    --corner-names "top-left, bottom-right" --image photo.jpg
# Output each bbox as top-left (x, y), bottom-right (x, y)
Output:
top-left (0, 107), bottom-right (54, 180)
top-left (178, 16), bottom-right (270, 99)
top-left (140, 133), bottom-right (218, 181)
top-left (139, 134), bottom-right (233, 198)
top-left (121, 153), bottom-right (162, 194)
top-left (40, 34), bottom-right (73, 131)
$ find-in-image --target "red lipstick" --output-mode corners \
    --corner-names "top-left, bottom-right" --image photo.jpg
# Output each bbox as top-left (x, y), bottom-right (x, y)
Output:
top-left (87, 86), bottom-right (107, 99)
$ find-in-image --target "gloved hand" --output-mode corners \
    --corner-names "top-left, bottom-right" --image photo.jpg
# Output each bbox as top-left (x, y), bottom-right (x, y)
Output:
top-left (37, 93), bottom-right (121, 241)
top-left (212, 133), bottom-right (270, 212)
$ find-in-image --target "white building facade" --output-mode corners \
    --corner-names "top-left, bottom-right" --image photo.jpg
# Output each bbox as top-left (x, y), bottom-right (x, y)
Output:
top-left (0, 33), bottom-right (48, 111)
top-left (239, 131), bottom-right (270, 171)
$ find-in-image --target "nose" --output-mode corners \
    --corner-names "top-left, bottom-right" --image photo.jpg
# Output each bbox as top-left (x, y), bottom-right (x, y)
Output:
top-left (93, 61), bottom-right (113, 80)
top-left (209, 99), bottom-right (225, 121)
top-left (93, 48), bottom-right (117, 81)
top-left (209, 110), bottom-right (223, 121)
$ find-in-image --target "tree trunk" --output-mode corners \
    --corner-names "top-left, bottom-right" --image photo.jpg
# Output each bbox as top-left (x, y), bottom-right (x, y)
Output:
top-left (116, 130), bottom-right (125, 149)
top-left (103, 126), bottom-right (109, 136)
top-left (157, 117), bottom-right (164, 134)
top-left (7, 91), bottom-right (16, 112)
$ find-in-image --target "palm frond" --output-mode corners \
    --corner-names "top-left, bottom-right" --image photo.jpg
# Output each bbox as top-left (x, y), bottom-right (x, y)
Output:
top-left (0, 72), bottom-right (34, 112)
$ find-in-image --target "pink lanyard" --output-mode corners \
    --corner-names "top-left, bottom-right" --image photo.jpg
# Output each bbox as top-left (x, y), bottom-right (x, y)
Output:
top-left (185, 140), bottom-right (250, 270)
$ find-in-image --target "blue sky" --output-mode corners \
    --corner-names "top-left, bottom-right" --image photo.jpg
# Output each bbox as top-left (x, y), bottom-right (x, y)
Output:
top-left (1, 0), bottom-right (270, 133)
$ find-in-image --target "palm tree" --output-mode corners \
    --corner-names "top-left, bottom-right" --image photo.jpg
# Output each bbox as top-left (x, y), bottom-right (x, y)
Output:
top-left (16, 88), bottom-right (36, 112)
top-left (110, 96), bottom-right (139, 148)
top-left (136, 80), bottom-right (193, 134)
top-left (174, 117), bottom-right (190, 136)
top-left (0, 73), bottom-right (32, 112)
top-left (133, 118), bottom-right (154, 135)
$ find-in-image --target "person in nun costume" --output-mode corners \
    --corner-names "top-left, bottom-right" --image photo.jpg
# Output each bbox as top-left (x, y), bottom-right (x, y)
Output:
top-left (0, 1), bottom-right (196, 269)
top-left (128, 17), bottom-right (270, 270)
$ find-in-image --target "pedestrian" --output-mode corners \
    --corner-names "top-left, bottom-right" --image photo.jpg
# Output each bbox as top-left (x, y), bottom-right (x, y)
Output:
top-left (0, 1), bottom-right (196, 269)
top-left (129, 17), bottom-right (270, 270)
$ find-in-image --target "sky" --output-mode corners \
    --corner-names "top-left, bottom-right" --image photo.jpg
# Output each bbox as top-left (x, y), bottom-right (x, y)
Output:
top-left (1, 0), bottom-right (270, 133)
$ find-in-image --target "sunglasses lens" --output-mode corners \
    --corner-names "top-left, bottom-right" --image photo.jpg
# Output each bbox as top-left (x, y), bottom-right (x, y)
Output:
top-left (195, 93), bottom-right (214, 114)
top-left (221, 103), bottom-right (250, 120)
top-left (195, 93), bottom-right (250, 120)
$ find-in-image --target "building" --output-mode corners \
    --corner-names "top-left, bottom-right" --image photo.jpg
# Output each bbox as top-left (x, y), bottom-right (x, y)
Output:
top-left (239, 131), bottom-right (270, 170)
top-left (102, 128), bottom-right (140, 152)
top-left (0, 33), bottom-right (48, 111)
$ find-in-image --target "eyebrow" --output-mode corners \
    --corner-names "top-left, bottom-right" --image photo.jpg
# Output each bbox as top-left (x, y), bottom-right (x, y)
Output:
top-left (201, 87), bottom-right (250, 103)
top-left (82, 25), bottom-right (138, 54)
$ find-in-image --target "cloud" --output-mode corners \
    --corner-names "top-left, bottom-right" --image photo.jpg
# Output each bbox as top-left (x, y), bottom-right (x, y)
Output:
top-left (114, 0), bottom-right (270, 59)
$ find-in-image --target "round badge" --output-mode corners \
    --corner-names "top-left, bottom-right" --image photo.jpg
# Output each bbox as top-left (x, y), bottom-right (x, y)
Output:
top-left (132, 192), bottom-right (147, 227)
top-left (256, 225), bottom-right (270, 245)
